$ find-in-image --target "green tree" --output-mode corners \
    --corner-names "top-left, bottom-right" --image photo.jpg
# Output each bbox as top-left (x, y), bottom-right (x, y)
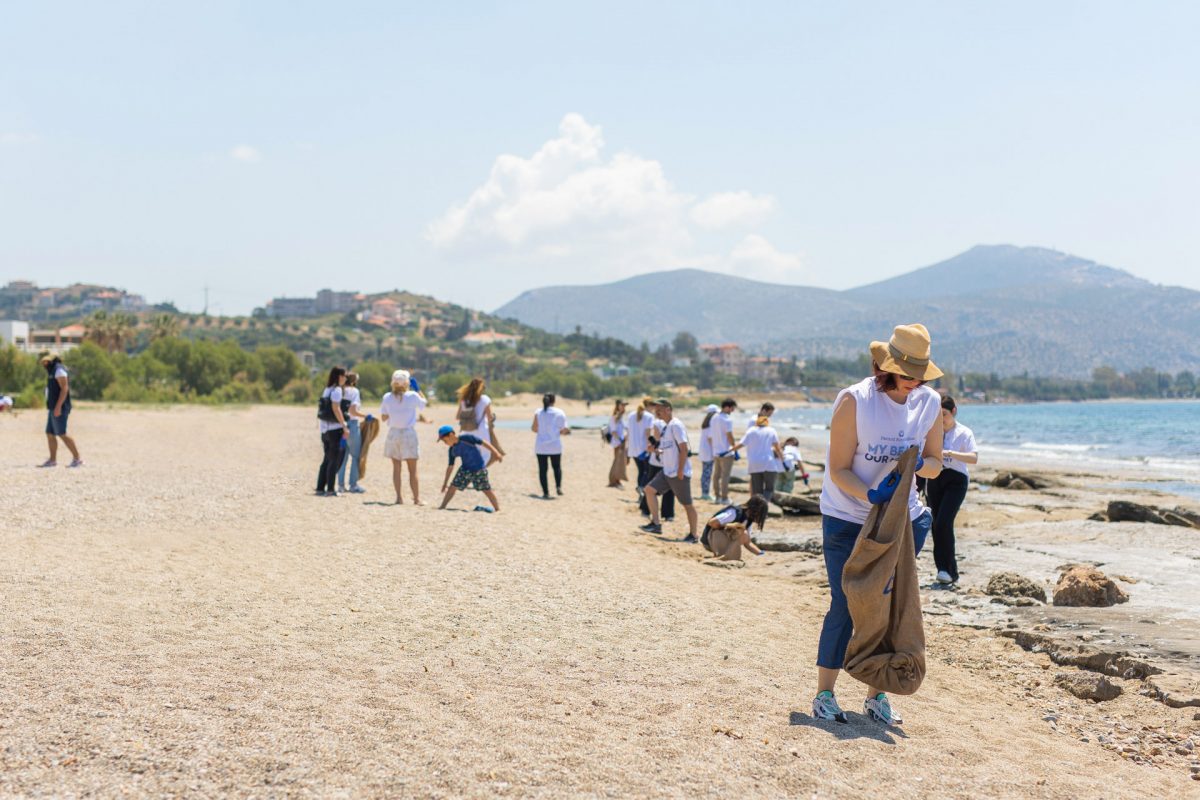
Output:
top-left (63, 342), bottom-right (117, 399)
top-left (672, 331), bottom-right (699, 359)
top-left (434, 371), bottom-right (470, 402)
top-left (257, 345), bottom-right (305, 392)
top-left (353, 360), bottom-right (394, 399)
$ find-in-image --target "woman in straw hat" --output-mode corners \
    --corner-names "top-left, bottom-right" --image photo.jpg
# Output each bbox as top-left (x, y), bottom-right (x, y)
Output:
top-left (811, 324), bottom-right (945, 726)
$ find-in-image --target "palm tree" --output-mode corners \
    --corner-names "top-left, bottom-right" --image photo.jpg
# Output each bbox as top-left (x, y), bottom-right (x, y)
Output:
top-left (150, 312), bottom-right (182, 342)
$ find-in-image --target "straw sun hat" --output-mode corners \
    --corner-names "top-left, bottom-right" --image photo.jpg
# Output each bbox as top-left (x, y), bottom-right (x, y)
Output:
top-left (869, 324), bottom-right (944, 382)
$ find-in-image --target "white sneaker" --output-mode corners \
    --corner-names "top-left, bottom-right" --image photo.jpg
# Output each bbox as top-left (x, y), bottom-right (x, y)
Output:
top-left (811, 691), bottom-right (848, 723)
top-left (935, 570), bottom-right (954, 584)
top-left (864, 693), bottom-right (903, 725)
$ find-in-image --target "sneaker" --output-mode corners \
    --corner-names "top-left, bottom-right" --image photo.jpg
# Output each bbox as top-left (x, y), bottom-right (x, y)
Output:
top-left (700, 494), bottom-right (713, 502)
top-left (681, 534), bottom-right (698, 544)
top-left (639, 522), bottom-right (662, 534)
top-left (68, 459), bottom-right (84, 468)
top-left (663, 516), bottom-right (675, 523)
top-left (812, 691), bottom-right (848, 723)
top-left (349, 486), bottom-right (366, 494)
top-left (542, 493), bottom-right (551, 499)
top-left (474, 505), bottom-right (494, 513)
top-left (38, 460), bottom-right (57, 468)
top-left (864, 693), bottom-right (903, 725)
top-left (935, 570), bottom-right (954, 584)
top-left (325, 490), bottom-right (341, 498)
top-left (556, 487), bottom-right (563, 496)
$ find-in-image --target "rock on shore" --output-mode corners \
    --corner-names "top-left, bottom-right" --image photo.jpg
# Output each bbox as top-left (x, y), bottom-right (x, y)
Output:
top-left (1053, 565), bottom-right (1130, 607)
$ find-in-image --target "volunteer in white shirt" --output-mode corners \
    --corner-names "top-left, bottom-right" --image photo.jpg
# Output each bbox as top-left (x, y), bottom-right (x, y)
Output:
top-left (638, 400), bottom-right (676, 521)
top-left (316, 366), bottom-right (349, 496)
top-left (605, 399), bottom-right (628, 487)
top-left (456, 377), bottom-right (504, 467)
top-left (640, 399), bottom-right (699, 542)
top-left (731, 415), bottom-right (784, 500)
top-left (380, 369), bottom-right (428, 505)
top-left (626, 401), bottom-right (654, 504)
top-left (927, 395), bottom-right (978, 585)
top-left (698, 404), bottom-right (718, 501)
top-left (811, 323), bottom-right (945, 728)
top-left (532, 393), bottom-right (570, 498)
top-left (337, 371), bottom-right (370, 494)
top-left (710, 398), bottom-right (738, 504)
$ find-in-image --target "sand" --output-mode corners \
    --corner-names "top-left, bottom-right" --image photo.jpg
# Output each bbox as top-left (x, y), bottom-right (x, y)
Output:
top-left (2, 403), bottom-right (1198, 798)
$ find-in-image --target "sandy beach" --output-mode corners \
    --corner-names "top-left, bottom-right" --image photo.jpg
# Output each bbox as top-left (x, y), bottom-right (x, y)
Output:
top-left (2, 403), bottom-right (1199, 798)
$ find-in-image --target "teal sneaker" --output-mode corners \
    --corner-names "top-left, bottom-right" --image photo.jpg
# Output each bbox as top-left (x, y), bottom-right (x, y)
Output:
top-left (864, 693), bottom-right (903, 725)
top-left (812, 691), bottom-right (848, 723)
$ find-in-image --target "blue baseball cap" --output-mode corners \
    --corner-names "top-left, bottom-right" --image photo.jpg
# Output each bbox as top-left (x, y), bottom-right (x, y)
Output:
top-left (437, 425), bottom-right (454, 439)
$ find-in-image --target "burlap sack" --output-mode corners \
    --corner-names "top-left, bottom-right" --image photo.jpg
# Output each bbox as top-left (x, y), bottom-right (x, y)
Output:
top-left (708, 525), bottom-right (743, 561)
top-left (356, 417), bottom-right (381, 478)
top-left (842, 446), bottom-right (926, 695)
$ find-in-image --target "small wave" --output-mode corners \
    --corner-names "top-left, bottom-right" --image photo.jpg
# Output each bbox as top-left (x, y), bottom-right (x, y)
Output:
top-left (1017, 442), bottom-right (1106, 453)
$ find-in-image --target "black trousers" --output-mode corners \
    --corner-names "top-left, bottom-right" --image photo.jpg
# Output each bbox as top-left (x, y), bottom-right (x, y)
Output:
top-left (317, 429), bottom-right (343, 492)
top-left (537, 453), bottom-right (562, 495)
top-left (639, 463), bottom-right (675, 519)
top-left (927, 468), bottom-right (969, 580)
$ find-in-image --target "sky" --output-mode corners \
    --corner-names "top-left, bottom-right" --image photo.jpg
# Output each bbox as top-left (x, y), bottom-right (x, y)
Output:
top-left (1, 1), bottom-right (1197, 316)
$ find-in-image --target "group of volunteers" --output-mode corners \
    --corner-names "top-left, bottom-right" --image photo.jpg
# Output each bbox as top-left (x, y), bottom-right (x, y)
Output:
top-left (312, 323), bottom-right (976, 729)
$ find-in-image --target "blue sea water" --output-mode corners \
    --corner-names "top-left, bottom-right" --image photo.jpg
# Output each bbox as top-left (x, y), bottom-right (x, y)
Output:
top-left (771, 399), bottom-right (1200, 498)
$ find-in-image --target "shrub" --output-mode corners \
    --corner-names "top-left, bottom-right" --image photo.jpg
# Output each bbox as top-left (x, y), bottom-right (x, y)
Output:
top-left (281, 377), bottom-right (314, 404)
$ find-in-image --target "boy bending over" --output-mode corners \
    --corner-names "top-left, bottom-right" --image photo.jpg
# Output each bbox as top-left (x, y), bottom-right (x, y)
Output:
top-left (438, 425), bottom-right (503, 512)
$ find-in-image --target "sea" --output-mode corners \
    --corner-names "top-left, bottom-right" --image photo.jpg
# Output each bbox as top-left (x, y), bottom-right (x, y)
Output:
top-left (770, 399), bottom-right (1200, 500)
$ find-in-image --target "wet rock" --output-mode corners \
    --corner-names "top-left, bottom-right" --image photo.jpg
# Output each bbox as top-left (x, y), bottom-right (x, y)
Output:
top-left (1053, 565), bottom-right (1129, 607)
top-left (991, 471), bottom-right (1057, 490)
top-left (1104, 501), bottom-right (1200, 529)
top-left (985, 572), bottom-right (1047, 603)
top-left (771, 492), bottom-right (822, 516)
top-left (755, 535), bottom-right (821, 554)
top-left (991, 596), bottom-right (1038, 607)
top-left (1000, 630), bottom-right (1161, 680)
top-left (1055, 672), bottom-right (1122, 702)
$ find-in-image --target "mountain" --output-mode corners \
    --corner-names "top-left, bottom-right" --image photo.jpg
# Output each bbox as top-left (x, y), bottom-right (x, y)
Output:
top-left (494, 245), bottom-right (1200, 378)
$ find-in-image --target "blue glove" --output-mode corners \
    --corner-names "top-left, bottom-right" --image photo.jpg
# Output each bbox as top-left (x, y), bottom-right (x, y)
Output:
top-left (409, 377), bottom-right (420, 392)
top-left (733, 451), bottom-right (741, 461)
top-left (866, 471), bottom-right (901, 505)
top-left (365, 414), bottom-right (375, 422)
top-left (915, 455), bottom-right (925, 472)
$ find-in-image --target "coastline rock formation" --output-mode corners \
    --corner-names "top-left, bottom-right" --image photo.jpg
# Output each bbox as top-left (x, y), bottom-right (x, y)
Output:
top-left (1096, 501), bottom-right (1200, 529)
top-left (1053, 565), bottom-right (1130, 607)
top-left (1054, 672), bottom-right (1123, 702)
top-left (985, 572), bottom-right (1047, 603)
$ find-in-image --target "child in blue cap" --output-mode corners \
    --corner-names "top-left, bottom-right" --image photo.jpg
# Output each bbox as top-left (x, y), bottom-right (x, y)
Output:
top-left (437, 425), bottom-right (503, 512)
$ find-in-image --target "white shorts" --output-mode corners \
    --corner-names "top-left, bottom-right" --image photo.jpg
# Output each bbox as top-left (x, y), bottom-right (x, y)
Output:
top-left (384, 427), bottom-right (419, 460)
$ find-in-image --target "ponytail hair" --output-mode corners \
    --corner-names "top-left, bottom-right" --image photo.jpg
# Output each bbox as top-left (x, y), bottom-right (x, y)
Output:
top-left (542, 393), bottom-right (555, 410)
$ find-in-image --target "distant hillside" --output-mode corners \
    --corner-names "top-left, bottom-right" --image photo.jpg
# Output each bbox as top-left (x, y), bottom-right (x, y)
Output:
top-left (494, 245), bottom-right (1200, 378)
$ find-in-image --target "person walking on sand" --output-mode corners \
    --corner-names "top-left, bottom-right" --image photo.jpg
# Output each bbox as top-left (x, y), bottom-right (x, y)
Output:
top-left (337, 372), bottom-right (371, 494)
top-left (380, 370), bottom-right (427, 505)
top-left (37, 353), bottom-right (82, 468)
top-left (316, 366), bottom-right (349, 496)
top-left (927, 395), bottom-right (978, 585)
top-left (437, 425), bottom-right (503, 512)
top-left (605, 399), bottom-right (628, 487)
top-left (532, 393), bottom-right (570, 498)
top-left (698, 404), bottom-right (718, 501)
top-left (730, 414), bottom-right (784, 501)
top-left (625, 400), bottom-right (653, 506)
top-left (640, 399), bottom-right (699, 542)
top-left (457, 377), bottom-right (504, 467)
top-left (638, 400), bottom-right (676, 522)
top-left (812, 324), bottom-right (944, 726)
top-left (710, 398), bottom-right (738, 504)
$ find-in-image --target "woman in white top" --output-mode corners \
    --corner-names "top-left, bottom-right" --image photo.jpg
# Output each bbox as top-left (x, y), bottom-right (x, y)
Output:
top-left (337, 371), bottom-right (371, 494)
top-left (811, 324), bottom-right (945, 728)
top-left (531, 393), bottom-right (570, 498)
top-left (457, 377), bottom-right (503, 466)
top-left (605, 399), bottom-right (628, 487)
top-left (730, 415), bottom-right (784, 501)
top-left (380, 369), bottom-right (428, 505)
top-left (927, 395), bottom-right (978, 585)
top-left (698, 404), bottom-right (718, 501)
top-left (316, 366), bottom-right (349, 496)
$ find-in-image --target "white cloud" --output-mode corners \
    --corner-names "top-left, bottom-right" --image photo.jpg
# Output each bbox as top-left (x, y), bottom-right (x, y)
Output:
top-left (729, 234), bottom-right (805, 282)
top-left (690, 191), bottom-right (775, 229)
top-left (230, 144), bottom-right (261, 163)
top-left (428, 114), bottom-right (802, 288)
top-left (0, 132), bottom-right (38, 145)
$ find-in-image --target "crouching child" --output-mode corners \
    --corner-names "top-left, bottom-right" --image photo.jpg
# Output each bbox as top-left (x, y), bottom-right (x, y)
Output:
top-left (437, 425), bottom-right (503, 512)
top-left (701, 495), bottom-right (769, 560)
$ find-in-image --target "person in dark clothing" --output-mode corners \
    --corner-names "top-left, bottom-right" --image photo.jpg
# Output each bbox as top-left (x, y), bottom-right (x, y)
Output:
top-left (316, 366), bottom-right (349, 496)
top-left (926, 396), bottom-right (978, 584)
top-left (38, 352), bottom-right (82, 468)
